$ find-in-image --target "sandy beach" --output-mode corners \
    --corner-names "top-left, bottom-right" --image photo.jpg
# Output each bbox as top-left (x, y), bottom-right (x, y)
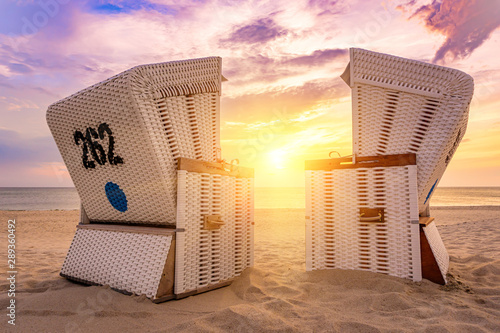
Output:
top-left (1, 207), bottom-right (499, 332)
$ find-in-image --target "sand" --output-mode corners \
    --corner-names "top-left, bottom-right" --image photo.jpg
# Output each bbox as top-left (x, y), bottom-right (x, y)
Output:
top-left (1, 207), bottom-right (499, 332)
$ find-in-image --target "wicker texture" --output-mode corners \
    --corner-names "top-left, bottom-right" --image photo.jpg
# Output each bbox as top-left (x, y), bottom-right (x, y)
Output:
top-left (61, 228), bottom-right (172, 298)
top-left (175, 170), bottom-right (254, 295)
top-left (305, 165), bottom-right (421, 281)
top-left (53, 57), bottom-right (255, 299)
top-left (347, 48), bottom-right (474, 214)
top-left (423, 221), bottom-right (449, 283)
top-left (46, 57), bottom-right (222, 225)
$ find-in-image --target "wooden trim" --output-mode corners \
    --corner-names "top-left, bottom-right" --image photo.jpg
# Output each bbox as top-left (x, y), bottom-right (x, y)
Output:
top-left (178, 157), bottom-right (254, 178)
top-left (419, 216), bottom-right (435, 226)
top-left (174, 280), bottom-right (233, 300)
top-left (80, 204), bottom-right (90, 224)
top-left (77, 224), bottom-right (177, 236)
top-left (305, 153), bottom-right (416, 171)
top-left (84, 220), bottom-right (176, 227)
top-left (61, 273), bottom-right (134, 296)
top-left (420, 225), bottom-right (446, 285)
top-left (155, 237), bottom-right (176, 300)
top-left (151, 294), bottom-right (176, 304)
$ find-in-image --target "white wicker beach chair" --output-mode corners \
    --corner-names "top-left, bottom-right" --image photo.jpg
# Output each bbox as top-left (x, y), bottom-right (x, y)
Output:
top-left (342, 48), bottom-right (474, 215)
top-left (47, 57), bottom-right (254, 301)
top-left (306, 49), bottom-right (473, 284)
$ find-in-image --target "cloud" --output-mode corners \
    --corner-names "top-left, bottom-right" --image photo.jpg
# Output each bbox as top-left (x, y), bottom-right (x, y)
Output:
top-left (0, 0), bottom-right (48, 36)
top-left (0, 95), bottom-right (38, 111)
top-left (222, 54), bottom-right (291, 86)
top-left (0, 128), bottom-right (70, 186)
top-left (402, 0), bottom-right (500, 63)
top-left (0, 74), bottom-right (13, 88)
top-left (223, 49), bottom-right (348, 88)
top-left (0, 0), bottom-right (76, 39)
top-left (0, 42), bottom-right (105, 74)
top-left (307, 0), bottom-right (344, 16)
top-left (0, 129), bottom-right (61, 165)
top-left (222, 78), bottom-right (350, 124)
top-left (6, 62), bottom-right (32, 73)
top-left (220, 17), bottom-right (288, 45)
top-left (284, 48), bottom-right (347, 66)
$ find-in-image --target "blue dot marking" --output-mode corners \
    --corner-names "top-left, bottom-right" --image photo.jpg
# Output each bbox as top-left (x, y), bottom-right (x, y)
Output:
top-left (105, 182), bottom-right (128, 212)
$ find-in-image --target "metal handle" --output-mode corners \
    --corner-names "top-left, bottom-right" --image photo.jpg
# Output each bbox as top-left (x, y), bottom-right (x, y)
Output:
top-left (203, 215), bottom-right (225, 230)
top-left (359, 213), bottom-right (382, 222)
top-left (208, 220), bottom-right (225, 225)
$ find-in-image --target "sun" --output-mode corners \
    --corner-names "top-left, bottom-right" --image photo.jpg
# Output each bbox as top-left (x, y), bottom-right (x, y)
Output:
top-left (268, 149), bottom-right (287, 169)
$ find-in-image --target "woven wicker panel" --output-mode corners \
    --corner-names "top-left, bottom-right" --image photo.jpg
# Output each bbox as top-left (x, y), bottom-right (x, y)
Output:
top-left (348, 48), bottom-right (474, 214)
top-left (175, 170), bottom-right (254, 295)
top-left (154, 93), bottom-right (219, 161)
top-left (306, 165), bottom-right (421, 281)
top-left (423, 221), bottom-right (449, 283)
top-left (47, 57), bottom-right (222, 225)
top-left (61, 229), bottom-right (172, 298)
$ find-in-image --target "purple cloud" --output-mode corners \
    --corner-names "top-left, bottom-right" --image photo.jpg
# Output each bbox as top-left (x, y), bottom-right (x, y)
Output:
top-left (0, 74), bottom-right (13, 88)
top-left (223, 49), bottom-right (347, 87)
top-left (308, 0), bottom-right (343, 16)
top-left (0, 128), bottom-right (71, 186)
top-left (221, 18), bottom-right (287, 45)
top-left (0, 128), bottom-right (61, 166)
top-left (7, 62), bottom-right (32, 73)
top-left (0, 0), bottom-right (76, 39)
top-left (285, 49), bottom-right (347, 66)
top-left (403, 0), bottom-right (500, 63)
top-left (1, 43), bottom-right (101, 73)
top-left (222, 54), bottom-right (287, 85)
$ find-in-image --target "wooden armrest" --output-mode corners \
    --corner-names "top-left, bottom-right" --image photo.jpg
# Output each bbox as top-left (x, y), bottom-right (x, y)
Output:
top-left (419, 216), bottom-right (435, 226)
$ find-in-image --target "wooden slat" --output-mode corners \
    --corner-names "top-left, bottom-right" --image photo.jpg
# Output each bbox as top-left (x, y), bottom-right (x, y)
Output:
top-left (155, 238), bottom-right (176, 300)
top-left (419, 216), bottom-right (435, 226)
top-left (305, 153), bottom-right (416, 171)
top-left (77, 224), bottom-right (176, 236)
top-left (80, 204), bottom-right (90, 224)
top-left (420, 225), bottom-right (446, 285)
top-left (178, 157), bottom-right (254, 178)
top-left (173, 279), bottom-right (233, 300)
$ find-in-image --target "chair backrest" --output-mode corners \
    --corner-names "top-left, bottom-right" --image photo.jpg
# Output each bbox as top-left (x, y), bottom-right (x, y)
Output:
top-left (47, 57), bottom-right (223, 225)
top-left (342, 48), bottom-right (474, 214)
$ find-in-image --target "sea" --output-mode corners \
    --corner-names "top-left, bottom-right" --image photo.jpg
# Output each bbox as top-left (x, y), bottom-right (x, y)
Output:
top-left (0, 187), bottom-right (499, 210)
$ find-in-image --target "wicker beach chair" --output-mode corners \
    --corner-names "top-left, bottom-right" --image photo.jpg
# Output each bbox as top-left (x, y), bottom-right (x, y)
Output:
top-left (47, 57), bottom-right (254, 301)
top-left (306, 49), bottom-right (473, 284)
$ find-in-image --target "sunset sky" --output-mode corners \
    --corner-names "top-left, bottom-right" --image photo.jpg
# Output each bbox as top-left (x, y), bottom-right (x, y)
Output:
top-left (0, 0), bottom-right (499, 187)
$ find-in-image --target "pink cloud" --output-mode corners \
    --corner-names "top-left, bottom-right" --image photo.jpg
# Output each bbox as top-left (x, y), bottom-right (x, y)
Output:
top-left (220, 17), bottom-right (288, 46)
top-left (284, 48), bottom-right (347, 66)
top-left (307, 0), bottom-right (344, 16)
top-left (404, 0), bottom-right (500, 63)
top-left (223, 49), bottom-right (347, 87)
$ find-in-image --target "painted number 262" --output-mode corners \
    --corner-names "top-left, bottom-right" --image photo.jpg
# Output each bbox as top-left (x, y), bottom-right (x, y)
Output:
top-left (74, 123), bottom-right (124, 169)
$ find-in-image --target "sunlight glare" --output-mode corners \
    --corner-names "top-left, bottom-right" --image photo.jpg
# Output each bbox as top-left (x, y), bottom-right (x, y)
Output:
top-left (269, 149), bottom-right (287, 169)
